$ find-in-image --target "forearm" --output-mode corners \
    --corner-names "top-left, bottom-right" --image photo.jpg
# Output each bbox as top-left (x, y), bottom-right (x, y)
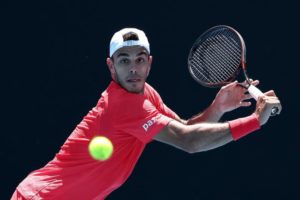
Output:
top-left (186, 100), bottom-right (223, 125)
top-left (156, 120), bottom-right (233, 153)
top-left (186, 113), bottom-right (261, 152)
top-left (156, 114), bottom-right (261, 153)
top-left (185, 122), bottom-right (233, 153)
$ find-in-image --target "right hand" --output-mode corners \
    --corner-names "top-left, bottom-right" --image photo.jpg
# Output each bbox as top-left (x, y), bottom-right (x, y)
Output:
top-left (213, 80), bottom-right (260, 114)
top-left (254, 90), bottom-right (282, 126)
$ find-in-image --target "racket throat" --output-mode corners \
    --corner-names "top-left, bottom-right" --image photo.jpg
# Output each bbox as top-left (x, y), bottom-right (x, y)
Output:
top-left (242, 69), bottom-right (252, 87)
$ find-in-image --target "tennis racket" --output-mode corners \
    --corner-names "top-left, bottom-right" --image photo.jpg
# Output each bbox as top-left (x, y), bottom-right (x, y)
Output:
top-left (188, 25), bottom-right (280, 116)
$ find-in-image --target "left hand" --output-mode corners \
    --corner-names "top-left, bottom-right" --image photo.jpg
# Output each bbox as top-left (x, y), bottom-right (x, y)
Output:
top-left (254, 90), bottom-right (282, 125)
top-left (213, 80), bottom-right (259, 114)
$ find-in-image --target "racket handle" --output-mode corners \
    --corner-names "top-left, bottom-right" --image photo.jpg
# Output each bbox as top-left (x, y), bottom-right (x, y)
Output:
top-left (248, 85), bottom-right (264, 100)
top-left (248, 85), bottom-right (279, 116)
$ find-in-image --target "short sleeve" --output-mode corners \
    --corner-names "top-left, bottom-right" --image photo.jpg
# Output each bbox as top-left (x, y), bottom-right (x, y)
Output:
top-left (112, 95), bottom-right (173, 144)
top-left (144, 83), bottom-right (177, 119)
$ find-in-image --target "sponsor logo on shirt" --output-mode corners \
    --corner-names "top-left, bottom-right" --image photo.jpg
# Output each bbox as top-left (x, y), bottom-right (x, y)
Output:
top-left (142, 116), bottom-right (159, 132)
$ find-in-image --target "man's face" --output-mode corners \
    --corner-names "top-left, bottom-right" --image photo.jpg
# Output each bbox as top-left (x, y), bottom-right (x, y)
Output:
top-left (107, 46), bottom-right (152, 94)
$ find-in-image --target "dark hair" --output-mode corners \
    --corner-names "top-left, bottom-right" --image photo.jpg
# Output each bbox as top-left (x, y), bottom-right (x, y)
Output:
top-left (122, 32), bottom-right (139, 41)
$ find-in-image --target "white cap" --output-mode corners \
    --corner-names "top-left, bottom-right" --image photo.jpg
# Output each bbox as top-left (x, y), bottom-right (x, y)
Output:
top-left (109, 28), bottom-right (150, 57)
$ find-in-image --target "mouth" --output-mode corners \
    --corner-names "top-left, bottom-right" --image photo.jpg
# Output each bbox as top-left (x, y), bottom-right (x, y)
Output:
top-left (127, 78), bottom-right (141, 83)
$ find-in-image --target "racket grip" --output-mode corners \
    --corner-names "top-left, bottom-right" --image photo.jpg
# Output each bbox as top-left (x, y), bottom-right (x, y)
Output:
top-left (248, 85), bottom-right (264, 100)
top-left (248, 85), bottom-right (279, 116)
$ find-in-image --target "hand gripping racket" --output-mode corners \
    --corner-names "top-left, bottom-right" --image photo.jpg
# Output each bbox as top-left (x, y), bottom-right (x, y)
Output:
top-left (188, 25), bottom-right (279, 116)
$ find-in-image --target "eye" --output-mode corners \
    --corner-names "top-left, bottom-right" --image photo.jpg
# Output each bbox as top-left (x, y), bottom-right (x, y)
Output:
top-left (119, 58), bottom-right (129, 64)
top-left (137, 57), bottom-right (146, 63)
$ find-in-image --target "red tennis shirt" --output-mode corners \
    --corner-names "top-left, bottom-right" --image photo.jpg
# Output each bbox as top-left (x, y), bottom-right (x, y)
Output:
top-left (17, 81), bottom-right (176, 199)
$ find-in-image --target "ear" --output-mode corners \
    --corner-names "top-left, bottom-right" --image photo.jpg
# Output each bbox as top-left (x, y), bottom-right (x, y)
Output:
top-left (106, 57), bottom-right (116, 80)
top-left (146, 56), bottom-right (153, 76)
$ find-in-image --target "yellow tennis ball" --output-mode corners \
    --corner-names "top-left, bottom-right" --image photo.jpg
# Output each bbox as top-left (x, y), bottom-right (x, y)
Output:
top-left (88, 136), bottom-right (113, 161)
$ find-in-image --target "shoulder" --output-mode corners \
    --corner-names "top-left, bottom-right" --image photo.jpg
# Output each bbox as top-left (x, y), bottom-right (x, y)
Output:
top-left (144, 82), bottom-right (164, 104)
top-left (144, 82), bottom-right (160, 95)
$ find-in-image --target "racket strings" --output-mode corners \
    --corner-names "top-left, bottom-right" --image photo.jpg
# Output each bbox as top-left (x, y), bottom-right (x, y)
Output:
top-left (199, 37), bottom-right (234, 81)
top-left (189, 29), bottom-right (242, 86)
top-left (193, 47), bottom-right (229, 83)
top-left (207, 34), bottom-right (240, 78)
top-left (213, 32), bottom-right (241, 67)
top-left (191, 34), bottom-right (240, 82)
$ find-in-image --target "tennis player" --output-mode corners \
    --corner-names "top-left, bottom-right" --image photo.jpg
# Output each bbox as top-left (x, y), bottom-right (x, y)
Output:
top-left (11, 28), bottom-right (281, 200)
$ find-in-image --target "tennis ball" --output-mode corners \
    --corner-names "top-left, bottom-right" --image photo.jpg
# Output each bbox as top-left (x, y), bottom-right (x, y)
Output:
top-left (88, 136), bottom-right (113, 161)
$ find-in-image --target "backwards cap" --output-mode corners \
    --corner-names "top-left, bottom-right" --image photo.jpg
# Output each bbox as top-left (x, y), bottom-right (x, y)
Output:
top-left (109, 28), bottom-right (150, 57)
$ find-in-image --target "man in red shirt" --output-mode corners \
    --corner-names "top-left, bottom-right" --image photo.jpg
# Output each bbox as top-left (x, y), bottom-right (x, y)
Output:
top-left (11, 28), bottom-right (281, 199)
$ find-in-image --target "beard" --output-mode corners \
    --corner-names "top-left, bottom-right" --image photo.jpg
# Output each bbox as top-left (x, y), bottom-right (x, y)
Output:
top-left (115, 73), bottom-right (146, 94)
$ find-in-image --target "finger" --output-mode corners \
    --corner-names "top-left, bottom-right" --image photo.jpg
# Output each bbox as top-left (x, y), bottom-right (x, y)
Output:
top-left (242, 93), bottom-right (253, 100)
top-left (240, 79), bottom-right (259, 88)
top-left (251, 80), bottom-right (260, 86)
top-left (223, 81), bottom-right (238, 89)
top-left (265, 96), bottom-right (281, 104)
top-left (264, 90), bottom-right (276, 97)
top-left (239, 101), bottom-right (252, 107)
top-left (264, 96), bottom-right (280, 101)
top-left (237, 81), bottom-right (248, 89)
top-left (257, 95), bottom-right (265, 105)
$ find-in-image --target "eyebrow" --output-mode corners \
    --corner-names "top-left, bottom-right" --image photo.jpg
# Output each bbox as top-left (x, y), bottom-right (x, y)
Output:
top-left (116, 53), bottom-right (129, 58)
top-left (116, 51), bottom-right (148, 58)
top-left (137, 52), bottom-right (148, 57)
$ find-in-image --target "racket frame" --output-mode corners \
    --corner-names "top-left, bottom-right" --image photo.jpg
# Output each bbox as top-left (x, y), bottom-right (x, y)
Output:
top-left (188, 25), bottom-right (279, 115)
top-left (188, 25), bottom-right (244, 88)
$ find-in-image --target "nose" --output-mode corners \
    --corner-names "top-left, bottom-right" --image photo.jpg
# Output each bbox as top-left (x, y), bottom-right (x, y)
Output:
top-left (129, 65), bottom-right (137, 74)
